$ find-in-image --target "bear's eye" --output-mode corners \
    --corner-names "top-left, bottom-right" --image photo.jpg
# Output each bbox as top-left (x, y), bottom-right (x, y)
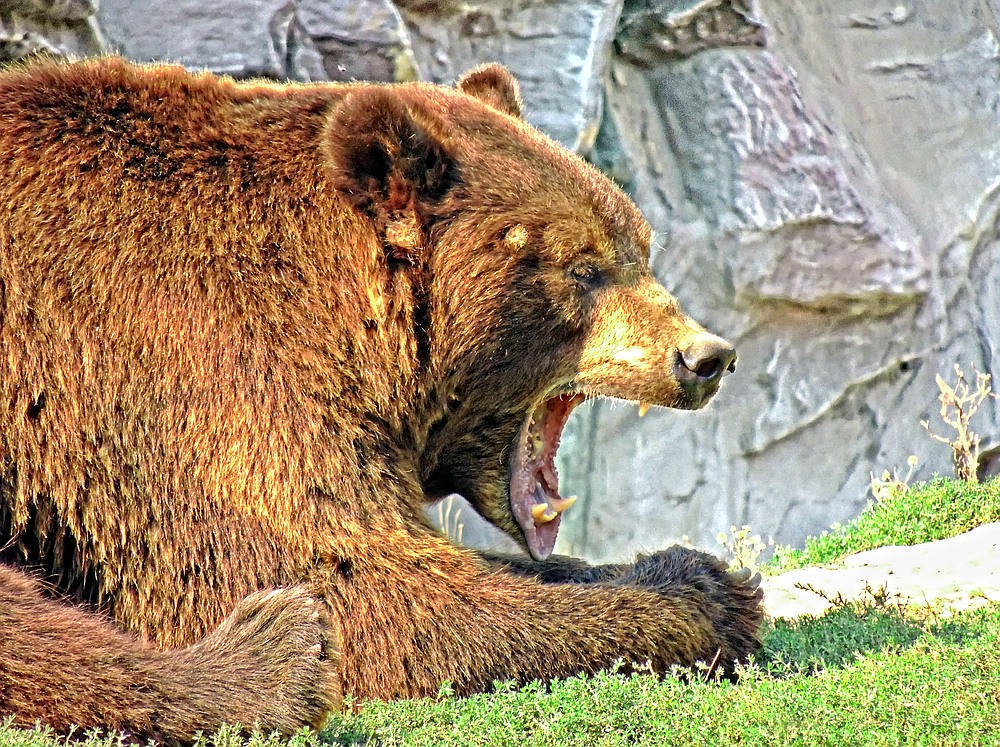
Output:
top-left (569, 262), bottom-right (604, 287)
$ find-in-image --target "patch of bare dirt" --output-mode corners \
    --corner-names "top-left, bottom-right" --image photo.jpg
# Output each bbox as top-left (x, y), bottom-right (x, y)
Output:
top-left (763, 523), bottom-right (1000, 619)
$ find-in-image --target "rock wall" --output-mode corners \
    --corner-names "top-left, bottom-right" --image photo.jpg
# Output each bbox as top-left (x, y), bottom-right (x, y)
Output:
top-left (4, 0), bottom-right (999, 561)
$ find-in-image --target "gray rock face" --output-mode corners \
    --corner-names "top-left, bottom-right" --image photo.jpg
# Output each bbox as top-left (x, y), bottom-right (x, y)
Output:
top-left (616, 0), bottom-right (766, 64)
top-left (97, 0), bottom-right (312, 80)
top-left (5, 0), bottom-right (1000, 562)
top-left (1, 0), bottom-right (104, 60)
top-left (296, 0), bottom-right (416, 82)
top-left (396, 0), bottom-right (625, 151)
top-left (555, 0), bottom-right (955, 562)
top-left (558, 0), bottom-right (1000, 562)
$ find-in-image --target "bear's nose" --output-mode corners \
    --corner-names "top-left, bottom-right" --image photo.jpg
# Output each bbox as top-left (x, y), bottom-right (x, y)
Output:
top-left (677, 336), bottom-right (737, 384)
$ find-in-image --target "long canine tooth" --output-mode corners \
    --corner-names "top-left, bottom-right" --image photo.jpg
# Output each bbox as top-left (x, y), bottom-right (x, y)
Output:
top-left (548, 495), bottom-right (577, 514)
top-left (531, 503), bottom-right (559, 523)
top-left (638, 402), bottom-right (651, 417)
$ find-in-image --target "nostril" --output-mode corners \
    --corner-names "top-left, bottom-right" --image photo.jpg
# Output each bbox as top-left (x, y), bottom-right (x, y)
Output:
top-left (693, 358), bottom-right (722, 380)
top-left (679, 338), bottom-right (738, 383)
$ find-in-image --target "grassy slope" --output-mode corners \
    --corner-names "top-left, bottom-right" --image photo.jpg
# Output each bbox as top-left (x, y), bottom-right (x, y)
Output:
top-left (768, 477), bottom-right (1000, 572)
top-left (3, 478), bottom-right (1000, 747)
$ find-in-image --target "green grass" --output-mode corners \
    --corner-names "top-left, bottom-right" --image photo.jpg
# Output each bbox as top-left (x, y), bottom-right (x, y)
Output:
top-left (4, 477), bottom-right (1000, 747)
top-left (5, 601), bottom-right (1000, 746)
top-left (767, 476), bottom-right (1000, 573)
top-left (316, 603), bottom-right (1000, 746)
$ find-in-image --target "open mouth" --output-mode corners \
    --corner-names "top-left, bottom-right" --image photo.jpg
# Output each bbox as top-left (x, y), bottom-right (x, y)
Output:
top-left (509, 392), bottom-right (587, 560)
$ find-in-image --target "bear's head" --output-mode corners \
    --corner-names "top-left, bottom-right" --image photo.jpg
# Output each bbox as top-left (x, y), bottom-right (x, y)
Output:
top-left (325, 66), bottom-right (736, 560)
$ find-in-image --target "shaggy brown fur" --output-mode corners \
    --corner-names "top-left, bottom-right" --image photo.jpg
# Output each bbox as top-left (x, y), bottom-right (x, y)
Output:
top-left (0, 566), bottom-right (338, 742)
top-left (0, 58), bottom-right (763, 742)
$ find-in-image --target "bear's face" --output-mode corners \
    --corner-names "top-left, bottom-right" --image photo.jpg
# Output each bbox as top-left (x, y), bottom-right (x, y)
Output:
top-left (326, 66), bottom-right (735, 560)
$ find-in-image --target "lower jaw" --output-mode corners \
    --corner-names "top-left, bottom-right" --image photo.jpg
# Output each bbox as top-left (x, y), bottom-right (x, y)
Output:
top-left (509, 392), bottom-right (584, 560)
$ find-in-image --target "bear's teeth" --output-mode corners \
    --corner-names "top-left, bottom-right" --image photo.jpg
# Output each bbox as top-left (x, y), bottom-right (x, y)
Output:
top-left (548, 495), bottom-right (577, 513)
top-left (531, 504), bottom-right (559, 523)
top-left (638, 402), bottom-right (652, 417)
top-left (530, 495), bottom-right (577, 524)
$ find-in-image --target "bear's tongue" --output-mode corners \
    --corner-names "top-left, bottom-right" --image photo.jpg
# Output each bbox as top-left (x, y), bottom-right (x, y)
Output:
top-left (510, 393), bottom-right (585, 560)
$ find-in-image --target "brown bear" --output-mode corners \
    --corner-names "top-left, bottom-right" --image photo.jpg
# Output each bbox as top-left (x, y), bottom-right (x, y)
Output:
top-left (0, 57), bottom-right (762, 742)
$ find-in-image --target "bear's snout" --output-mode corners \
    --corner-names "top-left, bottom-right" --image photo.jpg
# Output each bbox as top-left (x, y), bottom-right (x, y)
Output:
top-left (676, 334), bottom-right (737, 384)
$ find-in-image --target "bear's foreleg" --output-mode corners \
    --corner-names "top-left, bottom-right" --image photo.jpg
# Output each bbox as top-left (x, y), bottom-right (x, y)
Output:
top-left (320, 534), bottom-right (763, 699)
top-left (480, 546), bottom-right (763, 678)
top-left (0, 566), bottom-right (339, 744)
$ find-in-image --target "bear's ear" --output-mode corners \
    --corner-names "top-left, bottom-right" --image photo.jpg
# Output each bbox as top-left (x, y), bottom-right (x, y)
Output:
top-left (325, 89), bottom-right (456, 220)
top-left (457, 64), bottom-right (523, 118)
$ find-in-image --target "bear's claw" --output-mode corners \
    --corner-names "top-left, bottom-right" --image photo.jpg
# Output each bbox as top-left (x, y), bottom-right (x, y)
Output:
top-left (614, 546), bottom-right (766, 677)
